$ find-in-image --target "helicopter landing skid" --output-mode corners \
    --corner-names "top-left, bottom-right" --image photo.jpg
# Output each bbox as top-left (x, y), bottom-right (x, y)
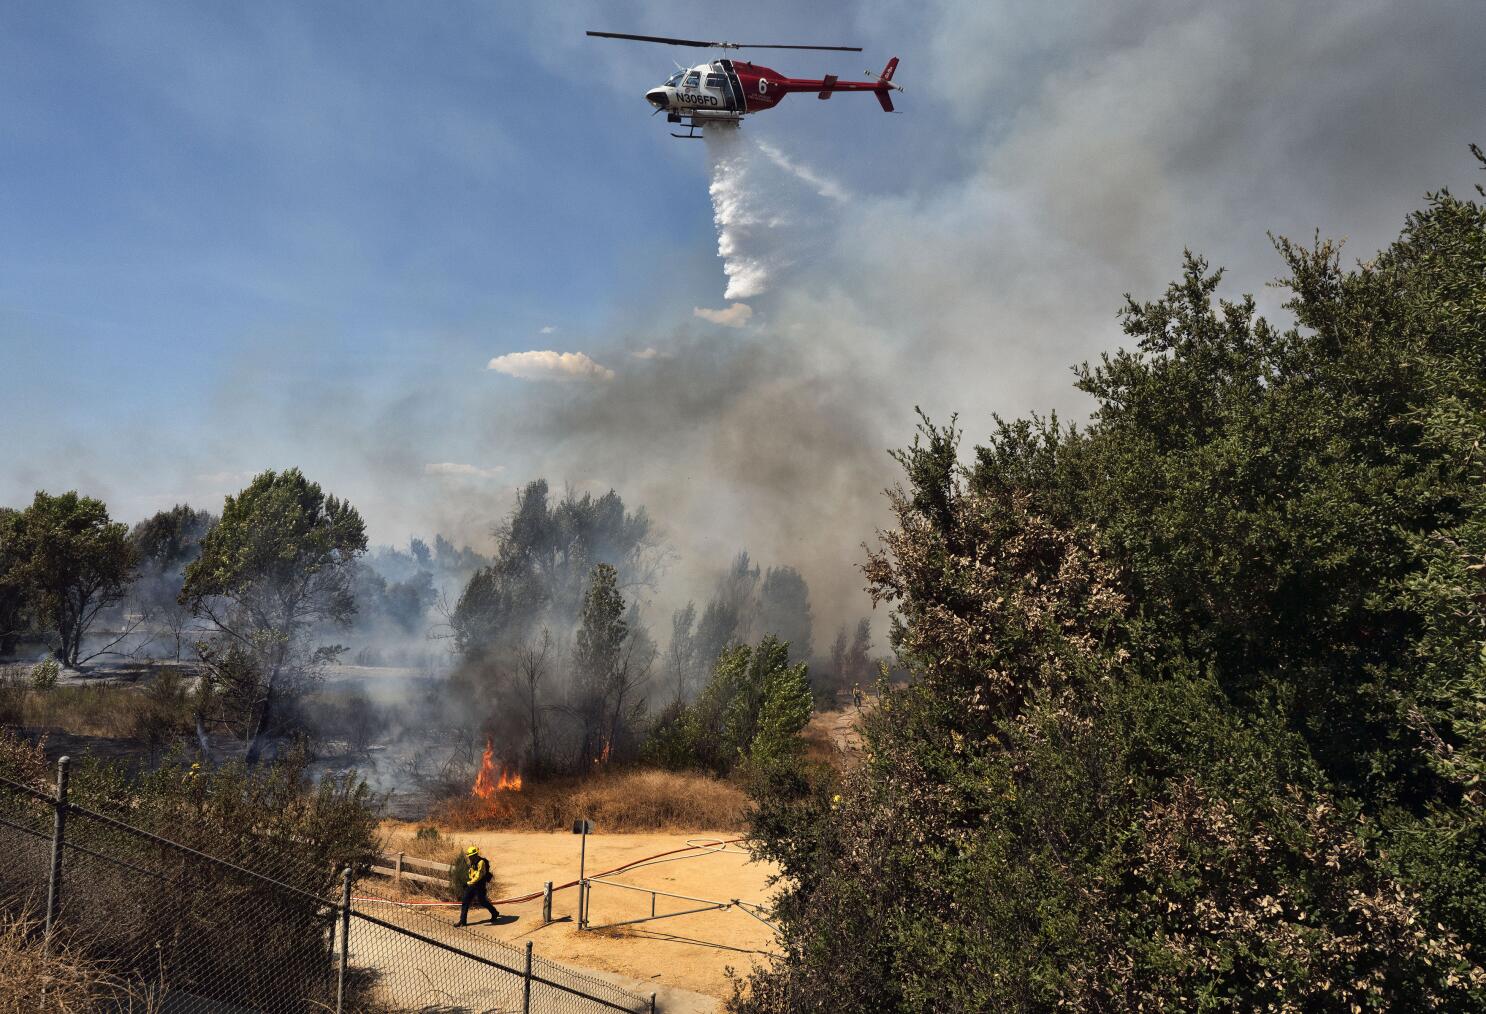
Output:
top-left (668, 112), bottom-right (742, 139)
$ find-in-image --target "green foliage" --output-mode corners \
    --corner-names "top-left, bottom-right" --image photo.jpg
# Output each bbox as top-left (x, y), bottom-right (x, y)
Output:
top-left (747, 645), bottom-right (814, 774)
top-left (451, 480), bottom-right (652, 660)
top-left (0, 508), bottom-right (29, 656)
top-left (449, 850), bottom-right (472, 900)
top-left (182, 468), bottom-right (366, 626)
top-left (737, 164), bottom-right (1486, 1010)
top-left (27, 657), bottom-right (58, 691)
top-left (648, 635), bottom-right (813, 777)
top-left (574, 563), bottom-right (628, 694)
top-left (2, 491), bottom-right (135, 665)
top-left (130, 503), bottom-right (215, 575)
top-left (182, 468), bottom-right (367, 764)
top-left (0, 729), bottom-right (378, 1008)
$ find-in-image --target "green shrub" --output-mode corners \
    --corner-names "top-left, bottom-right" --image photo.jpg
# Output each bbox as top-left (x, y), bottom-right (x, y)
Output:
top-left (0, 730), bottom-right (379, 1008)
top-left (643, 636), bottom-right (813, 777)
top-left (448, 850), bottom-right (472, 900)
top-left (27, 658), bottom-right (58, 691)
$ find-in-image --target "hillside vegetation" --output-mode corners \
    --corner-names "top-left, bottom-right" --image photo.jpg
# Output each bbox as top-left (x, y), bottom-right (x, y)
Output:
top-left (739, 157), bottom-right (1486, 1010)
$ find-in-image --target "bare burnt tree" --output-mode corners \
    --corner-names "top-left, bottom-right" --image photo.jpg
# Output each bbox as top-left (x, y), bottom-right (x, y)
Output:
top-left (518, 628), bottom-right (554, 772)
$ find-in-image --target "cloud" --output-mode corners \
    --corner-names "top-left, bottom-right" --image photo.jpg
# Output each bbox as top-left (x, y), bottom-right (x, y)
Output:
top-left (692, 303), bottom-right (754, 328)
top-left (539, 325), bottom-right (557, 334)
top-left (630, 346), bottom-right (661, 359)
top-left (486, 350), bottom-right (615, 382)
top-left (423, 462), bottom-right (503, 480)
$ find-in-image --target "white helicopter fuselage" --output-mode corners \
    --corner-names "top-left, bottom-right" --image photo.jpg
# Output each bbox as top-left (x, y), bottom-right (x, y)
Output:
top-left (645, 61), bottom-right (748, 119)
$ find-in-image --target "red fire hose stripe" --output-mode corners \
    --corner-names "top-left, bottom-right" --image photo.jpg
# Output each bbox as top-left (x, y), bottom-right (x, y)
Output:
top-left (356, 837), bottom-right (746, 907)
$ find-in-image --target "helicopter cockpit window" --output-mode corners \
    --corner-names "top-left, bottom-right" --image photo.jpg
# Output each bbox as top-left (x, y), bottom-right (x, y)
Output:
top-left (666, 71), bottom-right (684, 87)
top-left (684, 71), bottom-right (700, 88)
top-left (705, 73), bottom-right (726, 88)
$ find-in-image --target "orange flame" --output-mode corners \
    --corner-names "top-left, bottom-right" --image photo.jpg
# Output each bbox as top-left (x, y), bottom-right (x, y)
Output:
top-left (472, 740), bottom-right (522, 800)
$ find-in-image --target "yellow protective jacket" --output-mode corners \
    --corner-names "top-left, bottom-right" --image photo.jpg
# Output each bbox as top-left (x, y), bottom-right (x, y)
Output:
top-left (467, 856), bottom-right (492, 888)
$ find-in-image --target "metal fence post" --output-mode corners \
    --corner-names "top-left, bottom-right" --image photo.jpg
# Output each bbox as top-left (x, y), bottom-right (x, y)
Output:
top-left (336, 866), bottom-right (352, 1013)
top-left (523, 939), bottom-right (533, 1013)
top-left (650, 991), bottom-right (657, 1014)
top-left (43, 755), bottom-right (70, 952)
top-left (542, 880), bottom-right (552, 924)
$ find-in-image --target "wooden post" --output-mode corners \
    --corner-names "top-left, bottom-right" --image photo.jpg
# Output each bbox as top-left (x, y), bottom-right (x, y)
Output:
top-left (44, 756), bottom-right (70, 953)
top-left (522, 939), bottom-right (533, 1013)
top-left (336, 867), bottom-right (352, 1013)
top-left (542, 881), bottom-right (552, 924)
top-left (394, 851), bottom-right (404, 885)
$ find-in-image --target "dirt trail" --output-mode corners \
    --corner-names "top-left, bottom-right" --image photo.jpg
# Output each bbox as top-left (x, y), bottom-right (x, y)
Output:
top-left (373, 829), bottom-right (781, 1006)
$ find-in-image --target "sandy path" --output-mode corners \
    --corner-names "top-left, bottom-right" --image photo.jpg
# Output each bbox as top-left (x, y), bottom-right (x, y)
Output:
top-left (373, 829), bottom-right (781, 1008)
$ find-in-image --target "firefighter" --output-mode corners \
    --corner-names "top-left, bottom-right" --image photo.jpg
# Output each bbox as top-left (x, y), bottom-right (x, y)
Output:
top-left (455, 845), bottom-right (500, 927)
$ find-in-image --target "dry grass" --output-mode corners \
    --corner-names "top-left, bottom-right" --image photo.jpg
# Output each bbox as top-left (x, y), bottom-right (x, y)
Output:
top-left (429, 767), bottom-right (751, 833)
top-left (0, 666), bottom-right (192, 741)
top-left (0, 909), bottom-right (150, 1013)
top-left (801, 706), bottom-right (868, 772)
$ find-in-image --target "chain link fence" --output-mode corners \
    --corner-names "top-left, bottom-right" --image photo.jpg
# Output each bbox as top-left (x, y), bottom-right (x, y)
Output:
top-left (0, 758), bottom-right (654, 1014)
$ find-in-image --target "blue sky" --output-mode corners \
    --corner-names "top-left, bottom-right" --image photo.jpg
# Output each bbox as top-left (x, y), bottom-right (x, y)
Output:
top-left (3, 1), bottom-right (1484, 622)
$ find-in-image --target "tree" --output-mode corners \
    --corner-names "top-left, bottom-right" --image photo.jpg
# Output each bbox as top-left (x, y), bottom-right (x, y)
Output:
top-left (129, 504), bottom-right (215, 658)
top-left (738, 164), bottom-right (1486, 1010)
top-left (608, 602), bottom-right (657, 759)
top-left (572, 563), bottom-right (628, 764)
top-left (7, 491), bottom-right (135, 666)
top-left (693, 597), bottom-right (740, 679)
top-left (666, 601), bottom-right (698, 703)
top-left (0, 508), bottom-right (29, 656)
top-left (845, 618), bottom-right (871, 689)
top-left (655, 635), bottom-right (812, 776)
top-left (451, 480), bottom-right (655, 661)
top-left (758, 566), bottom-right (813, 663)
top-left (182, 469), bottom-right (367, 765)
top-left (409, 537), bottom-right (432, 568)
top-left (821, 618), bottom-right (872, 705)
top-left (518, 629), bottom-right (554, 772)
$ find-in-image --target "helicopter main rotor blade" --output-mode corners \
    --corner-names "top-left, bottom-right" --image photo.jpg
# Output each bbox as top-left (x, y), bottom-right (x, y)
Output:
top-left (586, 31), bottom-right (862, 52)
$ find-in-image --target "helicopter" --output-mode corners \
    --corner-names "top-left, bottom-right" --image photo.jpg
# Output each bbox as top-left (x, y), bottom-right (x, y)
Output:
top-left (587, 31), bottom-right (902, 139)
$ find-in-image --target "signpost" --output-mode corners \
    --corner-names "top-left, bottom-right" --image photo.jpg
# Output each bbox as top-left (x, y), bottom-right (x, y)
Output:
top-left (573, 818), bottom-right (593, 929)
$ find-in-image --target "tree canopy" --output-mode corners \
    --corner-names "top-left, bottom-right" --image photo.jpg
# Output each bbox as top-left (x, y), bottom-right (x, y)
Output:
top-left (2, 491), bottom-right (135, 665)
top-left (738, 163), bottom-right (1486, 1010)
top-left (452, 480), bottom-right (653, 660)
top-left (182, 469), bottom-right (367, 764)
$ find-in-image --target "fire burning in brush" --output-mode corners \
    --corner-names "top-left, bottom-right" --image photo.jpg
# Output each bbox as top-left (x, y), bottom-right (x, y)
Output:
top-left (472, 740), bottom-right (522, 800)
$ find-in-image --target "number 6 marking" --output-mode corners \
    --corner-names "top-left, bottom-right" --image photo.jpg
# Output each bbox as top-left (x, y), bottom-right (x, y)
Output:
top-left (758, 78), bottom-right (768, 94)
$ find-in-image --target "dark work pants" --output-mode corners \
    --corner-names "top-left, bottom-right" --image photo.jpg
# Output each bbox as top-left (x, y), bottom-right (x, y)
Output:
top-left (459, 882), bottom-right (499, 924)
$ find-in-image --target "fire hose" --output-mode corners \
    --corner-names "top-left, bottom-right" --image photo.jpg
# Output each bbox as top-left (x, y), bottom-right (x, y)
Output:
top-left (353, 836), bottom-right (748, 908)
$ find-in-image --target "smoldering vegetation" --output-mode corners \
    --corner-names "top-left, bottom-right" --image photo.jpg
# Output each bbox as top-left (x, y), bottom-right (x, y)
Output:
top-left (0, 468), bottom-right (883, 818)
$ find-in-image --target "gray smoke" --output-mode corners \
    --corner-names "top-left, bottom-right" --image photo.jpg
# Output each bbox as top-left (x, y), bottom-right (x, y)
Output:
top-left (6, 0), bottom-right (1484, 661)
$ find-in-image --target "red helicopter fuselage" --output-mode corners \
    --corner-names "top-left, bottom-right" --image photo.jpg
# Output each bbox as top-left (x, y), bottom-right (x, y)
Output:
top-left (644, 56), bottom-right (899, 129)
